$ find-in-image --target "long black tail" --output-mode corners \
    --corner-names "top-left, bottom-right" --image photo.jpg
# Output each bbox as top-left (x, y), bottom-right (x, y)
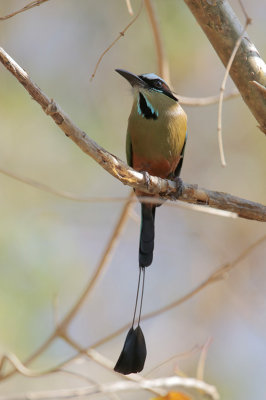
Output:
top-left (114, 204), bottom-right (154, 374)
top-left (139, 204), bottom-right (156, 268)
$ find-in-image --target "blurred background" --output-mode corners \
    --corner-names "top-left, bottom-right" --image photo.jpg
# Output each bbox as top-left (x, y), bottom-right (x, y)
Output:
top-left (0, 0), bottom-right (265, 398)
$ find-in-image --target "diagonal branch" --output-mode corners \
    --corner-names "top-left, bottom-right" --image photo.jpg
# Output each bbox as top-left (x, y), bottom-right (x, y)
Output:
top-left (183, 0), bottom-right (266, 134)
top-left (0, 47), bottom-right (265, 221)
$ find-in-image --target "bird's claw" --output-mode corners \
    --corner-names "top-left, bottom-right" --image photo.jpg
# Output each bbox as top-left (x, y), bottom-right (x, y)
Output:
top-left (173, 176), bottom-right (184, 199)
top-left (142, 171), bottom-right (151, 190)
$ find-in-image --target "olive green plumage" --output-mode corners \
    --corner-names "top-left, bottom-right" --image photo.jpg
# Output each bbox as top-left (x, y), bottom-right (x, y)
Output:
top-left (126, 88), bottom-right (187, 179)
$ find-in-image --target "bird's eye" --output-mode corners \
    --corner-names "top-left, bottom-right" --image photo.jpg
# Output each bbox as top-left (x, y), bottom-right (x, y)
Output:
top-left (154, 80), bottom-right (162, 88)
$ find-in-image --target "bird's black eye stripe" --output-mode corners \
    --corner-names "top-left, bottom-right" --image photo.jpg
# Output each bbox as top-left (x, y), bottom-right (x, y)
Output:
top-left (138, 74), bottom-right (177, 101)
top-left (139, 76), bottom-right (167, 91)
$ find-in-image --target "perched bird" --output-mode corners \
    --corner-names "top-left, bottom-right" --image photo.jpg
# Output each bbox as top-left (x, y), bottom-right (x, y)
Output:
top-left (114, 69), bottom-right (187, 375)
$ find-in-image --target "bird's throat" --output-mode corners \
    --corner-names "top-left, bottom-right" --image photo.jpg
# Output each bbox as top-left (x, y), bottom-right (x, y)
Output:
top-left (137, 92), bottom-right (158, 120)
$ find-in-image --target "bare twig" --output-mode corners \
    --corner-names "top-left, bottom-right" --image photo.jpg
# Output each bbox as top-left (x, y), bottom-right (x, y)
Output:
top-left (0, 353), bottom-right (48, 378)
top-left (179, 89), bottom-right (239, 106)
top-left (0, 0), bottom-right (50, 20)
top-left (145, 345), bottom-right (201, 378)
top-left (0, 47), bottom-right (265, 221)
top-left (238, 0), bottom-right (251, 22)
top-left (183, 0), bottom-right (266, 135)
top-left (90, 1), bottom-right (143, 81)
top-left (144, 0), bottom-right (169, 82)
top-left (217, 13), bottom-right (251, 166)
top-left (0, 375), bottom-right (219, 400)
top-left (0, 353), bottom-right (95, 385)
top-left (7, 335), bottom-right (214, 400)
top-left (196, 337), bottom-right (213, 381)
top-left (125, 0), bottom-right (134, 15)
top-left (62, 335), bottom-right (164, 397)
top-left (89, 235), bottom-right (266, 349)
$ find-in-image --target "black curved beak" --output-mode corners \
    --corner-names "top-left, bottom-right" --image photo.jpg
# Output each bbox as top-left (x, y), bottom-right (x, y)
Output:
top-left (115, 69), bottom-right (146, 88)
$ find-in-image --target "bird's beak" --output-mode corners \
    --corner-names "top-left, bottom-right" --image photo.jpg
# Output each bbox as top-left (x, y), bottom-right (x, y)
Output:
top-left (115, 69), bottom-right (146, 88)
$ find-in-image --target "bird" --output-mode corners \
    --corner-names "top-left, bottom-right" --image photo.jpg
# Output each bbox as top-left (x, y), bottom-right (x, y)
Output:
top-left (114, 69), bottom-right (187, 375)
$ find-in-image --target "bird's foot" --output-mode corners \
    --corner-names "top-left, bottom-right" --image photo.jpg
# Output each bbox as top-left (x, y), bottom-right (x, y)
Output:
top-left (173, 176), bottom-right (184, 199)
top-left (142, 171), bottom-right (151, 190)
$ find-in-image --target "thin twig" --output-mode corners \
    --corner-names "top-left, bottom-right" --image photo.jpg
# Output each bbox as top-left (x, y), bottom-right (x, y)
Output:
top-left (144, 0), bottom-right (169, 82)
top-left (89, 235), bottom-right (266, 349)
top-left (0, 47), bottom-right (265, 221)
top-left (63, 335), bottom-right (165, 397)
top-left (0, 375), bottom-right (219, 400)
top-left (90, 1), bottom-right (143, 81)
top-left (217, 17), bottom-right (250, 166)
top-left (179, 89), bottom-right (239, 106)
top-left (125, 0), bottom-right (134, 15)
top-left (196, 337), bottom-right (213, 381)
top-left (0, 0), bottom-right (50, 20)
top-left (145, 345), bottom-right (201, 378)
top-left (0, 355), bottom-right (118, 400)
top-left (238, 0), bottom-right (252, 22)
top-left (0, 353), bottom-right (94, 385)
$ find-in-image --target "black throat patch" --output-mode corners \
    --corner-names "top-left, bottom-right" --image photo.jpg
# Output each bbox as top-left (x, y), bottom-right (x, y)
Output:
top-left (138, 92), bottom-right (158, 120)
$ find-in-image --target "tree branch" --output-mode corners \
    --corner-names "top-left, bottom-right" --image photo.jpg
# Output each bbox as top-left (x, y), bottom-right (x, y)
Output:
top-left (0, 375), bottom-right (219, 400)
top-left (183, 0), bottom-right (266, 134)
top-left (0, 47), bottom-right (265, 221)
top-left (0, 166), bottom-right (239, 219)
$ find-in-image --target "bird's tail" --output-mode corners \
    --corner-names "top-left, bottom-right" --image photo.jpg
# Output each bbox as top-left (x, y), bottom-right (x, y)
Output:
top-left (114, 203), bottom-right (155, 374)
top-left (139, 203), bottom-right (156, 268)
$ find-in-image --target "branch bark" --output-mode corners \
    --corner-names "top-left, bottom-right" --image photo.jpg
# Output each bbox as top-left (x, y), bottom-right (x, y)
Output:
top-left (183, 0), bottom-right (266, 134)
top-left (0, 46), bottom-right (265, 221)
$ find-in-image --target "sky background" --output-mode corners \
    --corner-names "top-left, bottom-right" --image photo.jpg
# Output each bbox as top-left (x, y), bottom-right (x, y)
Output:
top-left (0, 1), bottom-right (265, 399)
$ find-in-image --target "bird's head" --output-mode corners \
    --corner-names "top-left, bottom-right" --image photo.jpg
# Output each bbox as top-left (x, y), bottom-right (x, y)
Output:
top-left (116, 69), bottom-right (178, 120)
top-left (116, 69), bottom-right (178, 102)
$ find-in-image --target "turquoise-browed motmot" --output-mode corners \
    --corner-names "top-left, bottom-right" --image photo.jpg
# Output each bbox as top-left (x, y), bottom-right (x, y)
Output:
top-left (114, 69), bottom-right (187, 374)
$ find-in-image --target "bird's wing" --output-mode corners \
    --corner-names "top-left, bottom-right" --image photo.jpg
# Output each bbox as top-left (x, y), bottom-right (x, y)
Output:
top-left (174, 130), bottom-right (187, 178)
top-left (126, 131), bottom-right (133, 167)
